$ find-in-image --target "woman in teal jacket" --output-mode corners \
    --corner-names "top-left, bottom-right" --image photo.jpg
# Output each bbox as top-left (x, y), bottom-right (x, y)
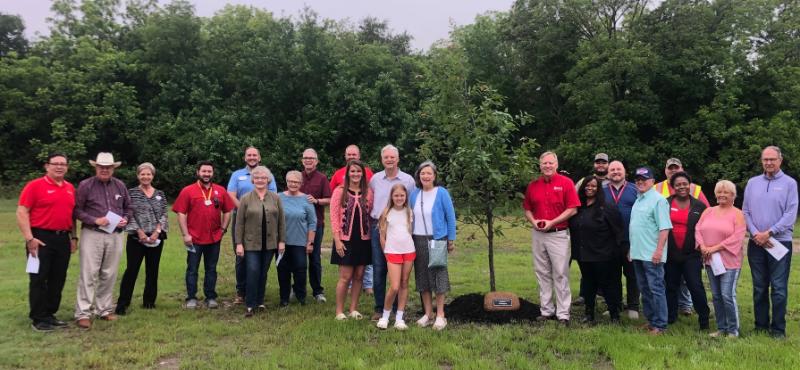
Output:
top-left (409, 161), bottom-right (456, 331)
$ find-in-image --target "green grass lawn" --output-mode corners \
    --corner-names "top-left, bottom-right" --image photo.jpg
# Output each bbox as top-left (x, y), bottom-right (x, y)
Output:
top-left (1, 198), bottom-right (799, 369)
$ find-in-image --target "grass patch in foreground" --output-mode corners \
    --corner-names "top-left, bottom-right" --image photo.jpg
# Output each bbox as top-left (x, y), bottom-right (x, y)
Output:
top-left (0, 199), bottom-right (798, 369)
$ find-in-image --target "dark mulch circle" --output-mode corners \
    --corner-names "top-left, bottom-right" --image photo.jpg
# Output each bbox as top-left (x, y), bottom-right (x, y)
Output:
top-left (445, 293), bottom-right (541, 324)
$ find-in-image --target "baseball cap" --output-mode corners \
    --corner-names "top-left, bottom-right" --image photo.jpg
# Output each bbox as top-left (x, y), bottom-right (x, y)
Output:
top-left (594, 153), bottom-right (609, 162)
top-left (634, 167), bottom-right (654, 180)
top-left (665, 158), bottom-right (682, 168)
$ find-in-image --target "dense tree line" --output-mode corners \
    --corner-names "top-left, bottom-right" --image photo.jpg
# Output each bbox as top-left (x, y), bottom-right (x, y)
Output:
top-left (1, 0), bottom-right (798, 197)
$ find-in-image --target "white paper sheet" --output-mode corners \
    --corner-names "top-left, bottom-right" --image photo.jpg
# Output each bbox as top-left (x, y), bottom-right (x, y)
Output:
top-left (275, 251), bottom-right (285, 266)
top-left (766, 237), bottom-right (789, 261)
top-left (710, 252), bottom-right (726, 276)
top-left (100, 211), bottom-right (123, 234)
top-left (26, 255), bottom-right (40, 274)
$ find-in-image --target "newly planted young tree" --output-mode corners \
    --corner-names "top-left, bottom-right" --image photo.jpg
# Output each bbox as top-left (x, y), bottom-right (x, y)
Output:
top-left (418, 46), bottom-right (537, 291)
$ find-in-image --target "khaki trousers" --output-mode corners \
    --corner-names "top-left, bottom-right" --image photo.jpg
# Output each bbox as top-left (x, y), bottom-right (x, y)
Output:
top-left (532, 229), bottom-right (572, 319)
top-left (74, 228), bottom-right (124, 319)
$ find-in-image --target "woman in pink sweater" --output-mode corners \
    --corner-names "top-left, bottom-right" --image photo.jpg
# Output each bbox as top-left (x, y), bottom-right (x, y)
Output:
top-left (695, 180), bottom-right (746, 338)
top-left (330, 160), bottom-right (373, 320)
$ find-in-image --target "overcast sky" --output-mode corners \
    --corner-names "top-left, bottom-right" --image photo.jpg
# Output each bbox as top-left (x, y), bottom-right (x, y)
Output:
top-left (3, 0), bottom-right (516, 51)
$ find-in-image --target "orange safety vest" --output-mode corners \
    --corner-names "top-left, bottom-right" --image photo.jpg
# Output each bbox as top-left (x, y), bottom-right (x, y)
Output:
top-left (654, 181), bottom-right (703, 199)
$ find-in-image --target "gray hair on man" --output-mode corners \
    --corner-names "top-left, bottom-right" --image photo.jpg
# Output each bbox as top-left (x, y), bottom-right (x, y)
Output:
top-left (250, 166), bottom-right (272, 183)
top-left (763, 145), bottom-right (783, 159)
top-left (539, 151), bottom-right (558, 162)
top-left (381, 144), bottom-right (399, 156)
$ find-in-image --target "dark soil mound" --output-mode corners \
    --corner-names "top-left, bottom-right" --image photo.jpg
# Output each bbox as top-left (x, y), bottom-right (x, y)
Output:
top-left (446, 293), bottom-right (541, 324)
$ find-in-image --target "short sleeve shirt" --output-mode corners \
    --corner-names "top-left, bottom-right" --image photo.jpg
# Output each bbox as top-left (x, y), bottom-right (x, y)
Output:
top-left (299, 169), bottom-right (332, 226)
top-left (369, 170), bottom-right (416, 219)
top-left (227, 167), bottom-right (277, 200)
top-left (629, 188), bottom-right (673, 262)
top-left (18, 176), bottom-right (76, 231)
top-left (173, 182), bottom-right (235, 245)
top-left (522, 173), bottom-right (581, 229)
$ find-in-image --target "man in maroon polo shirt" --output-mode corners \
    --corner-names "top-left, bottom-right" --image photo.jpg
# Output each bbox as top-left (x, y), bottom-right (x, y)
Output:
top-left (523, 151), bottom-right (580, 324)
top-left (299, 148), bottom-right (332, 302)
top-left (17, 153), bottom-right (77, 332)
top-left (173, 160), bottom-right (235, 310)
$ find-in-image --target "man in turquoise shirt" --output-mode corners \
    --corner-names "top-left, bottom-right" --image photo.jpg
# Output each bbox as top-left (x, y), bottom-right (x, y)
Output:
top-left (629, 167), bottom-right (672, 335)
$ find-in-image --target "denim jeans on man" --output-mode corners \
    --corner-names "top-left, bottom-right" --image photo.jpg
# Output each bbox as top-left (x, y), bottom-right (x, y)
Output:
top-left (186, 242), bottom-right (220, 301)
top-left (633, 260), bottom-right (668, 330)
top-left (231, 214), bottom-right (246, 298)
top-left (706, 266), bottom-right (741, 336)
top-left (308, 223), bottom-right (325, 296)
top-left (678, 280), bottom-right (693, 311)
top-left (245, 249), bottom-right (277, 308)
top-left (370, 221), bottom-right (397, 313)
top-left (748, 240), bottom-right (793, 336)
top-left (278, 245), bottom-right (307, 303)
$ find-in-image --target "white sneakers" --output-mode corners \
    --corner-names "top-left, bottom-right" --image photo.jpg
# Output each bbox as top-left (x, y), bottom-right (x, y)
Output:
top-left (432, 317), bottom-right (447, 331)
top-left (335, 313), bottom-right (347, 321)
top-left (626, 310), bottom-right (639, 320)
top-left (377, 318), bottom-right (408, 330)
top-left (377, 318), bottom-right (389, 329)
top-left (416, 315), bottom-right (431, 327)
top-left (348, 311), bottom-right (363, 320)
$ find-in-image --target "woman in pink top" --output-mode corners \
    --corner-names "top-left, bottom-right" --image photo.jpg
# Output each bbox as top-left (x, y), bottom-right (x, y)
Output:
top-left (330, 160), bottom-right (373, 320)
top-left (695, 180), bottom-right (747, 338)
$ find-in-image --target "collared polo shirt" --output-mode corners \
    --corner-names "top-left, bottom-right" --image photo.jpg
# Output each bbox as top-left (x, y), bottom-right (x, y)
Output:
top-left (329, 166), bottom-right (374, 190)
top-left (227, 167), bottom-right (277, 200)
top-left (369, 169), bottom-right (416, 219)
top-left (629, 188), bottom-right (672, 262)
top-left (522, 173), bottom-right (580, 229)
top-left (18, 176), bottom-right (76, 231)
top-left (299, 169), bottom-right (332, 226)
top-left (173, 182), bottom-right (235, 245)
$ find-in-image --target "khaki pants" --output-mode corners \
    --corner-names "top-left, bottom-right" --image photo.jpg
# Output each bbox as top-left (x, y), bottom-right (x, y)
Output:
top-left (75, 228), bottom-right (124, 319)
top-left (532, 229), bottom-right (572, 319)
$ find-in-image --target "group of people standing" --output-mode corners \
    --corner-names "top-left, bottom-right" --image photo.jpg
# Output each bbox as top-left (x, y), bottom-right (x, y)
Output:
top-left (17, 144), bottom-right (458, 332)
top-left (16, 144), bottom-right (795, 338)
top-left (524, 146), bottom-right (796, 338)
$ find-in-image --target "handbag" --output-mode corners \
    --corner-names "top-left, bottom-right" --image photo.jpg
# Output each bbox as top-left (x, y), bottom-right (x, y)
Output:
top-left (420, 190), bottom-right (448, 268)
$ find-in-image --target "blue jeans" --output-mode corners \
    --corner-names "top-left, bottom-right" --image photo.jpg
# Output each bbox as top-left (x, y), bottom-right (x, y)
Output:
top-left (186, 242), bottom-right (220, 301)
top-left (278, 245), bottom-right (307, 303)
top-left (370, 221), bottom-right (390, 313)
top-left (308, 223), bottom-right (324, 296)
top-left (706, 266), bottom-right (741, 336)
top-left (633, 260), bottom-right (668, 330)
top-left (231, 213), bottom-right (246, 297)
top-left (244, 249), bottom-right (277, 308)
top-left (678, 280), bottom-right (693, 310)
top-left (748, 240), bottom-right (792, 335)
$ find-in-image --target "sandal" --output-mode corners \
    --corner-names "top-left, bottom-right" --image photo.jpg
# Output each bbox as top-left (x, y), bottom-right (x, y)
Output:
top-left (348, 311), bottom-right (363, 320)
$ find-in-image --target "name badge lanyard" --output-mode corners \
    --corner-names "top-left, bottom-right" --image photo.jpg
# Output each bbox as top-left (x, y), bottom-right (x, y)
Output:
top-left (610, 181), bottom-right (627, 205)
top-left (197, 181), bottom-right (213, 206)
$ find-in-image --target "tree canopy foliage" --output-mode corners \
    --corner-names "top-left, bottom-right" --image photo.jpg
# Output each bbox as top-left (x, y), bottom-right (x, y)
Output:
top-left (1, 0), bottom-right (798, 196)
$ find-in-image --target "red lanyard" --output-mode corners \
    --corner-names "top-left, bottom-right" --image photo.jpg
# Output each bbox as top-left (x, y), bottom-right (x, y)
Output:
top-left (196, 181), bottom-right (212, 203)
top-left (609, 182), bottom-right (627, 205)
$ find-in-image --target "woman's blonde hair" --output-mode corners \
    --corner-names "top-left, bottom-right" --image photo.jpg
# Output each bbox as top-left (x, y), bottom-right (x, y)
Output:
top-left (714, 180), bottom-right (737, 199)
top-left (378, 184), bottom-right (412, 238)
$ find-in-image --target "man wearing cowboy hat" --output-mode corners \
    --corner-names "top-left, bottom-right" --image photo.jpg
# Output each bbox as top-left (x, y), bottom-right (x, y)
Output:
top-left (73, 152), bottom-right (131, 329)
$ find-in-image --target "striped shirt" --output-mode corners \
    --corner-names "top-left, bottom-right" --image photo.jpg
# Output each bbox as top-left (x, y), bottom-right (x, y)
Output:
top-left (126, 186), bottom-right (169, 234)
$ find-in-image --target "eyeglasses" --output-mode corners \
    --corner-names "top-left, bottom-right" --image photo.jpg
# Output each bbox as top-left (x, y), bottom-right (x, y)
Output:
top-left (47, 162), bottom-right (68, 167)
top-left (302, 157), bottom-right (317, 161)
top-left (287, 180), bottom-right (302, 184)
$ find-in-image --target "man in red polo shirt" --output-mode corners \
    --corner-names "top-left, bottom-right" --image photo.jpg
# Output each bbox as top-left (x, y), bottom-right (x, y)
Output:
top-left (523, 151), bottom-right (580, 324)
top-left (17, 153), bottom-right (77, 332)
top-left (173, 161), bottom-right (235, 310)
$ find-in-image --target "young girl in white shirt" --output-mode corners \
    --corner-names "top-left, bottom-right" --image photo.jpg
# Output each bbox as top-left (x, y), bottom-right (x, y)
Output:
top-left (376, 184), bottom-right (416, 330)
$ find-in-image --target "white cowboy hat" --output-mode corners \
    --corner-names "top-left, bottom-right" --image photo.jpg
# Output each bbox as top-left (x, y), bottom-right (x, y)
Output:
top-left (89, 152), bottom-right (122, 168)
